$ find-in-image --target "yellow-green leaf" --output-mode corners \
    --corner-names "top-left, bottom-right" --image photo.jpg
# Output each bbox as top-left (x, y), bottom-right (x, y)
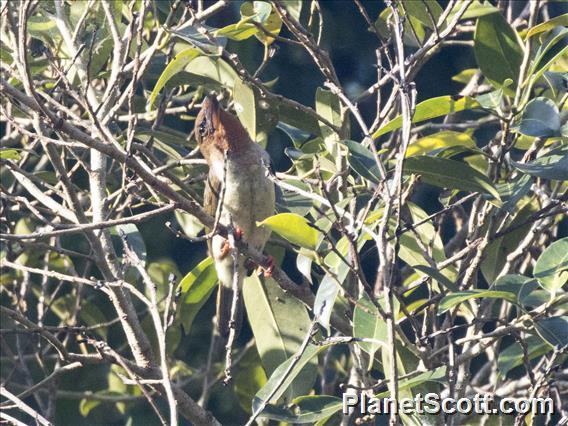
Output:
top-left (405, 131), bottom-right (476, 157)
top-left (258, 213), bottom-right (320, 250)
top-left (372, 96), bottom-right (480, 139)
top-left (147, 48), bottom-right (201, 110)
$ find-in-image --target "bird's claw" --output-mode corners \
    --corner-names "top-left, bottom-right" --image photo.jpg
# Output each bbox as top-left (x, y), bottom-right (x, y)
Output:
top-left (262, 255), bottom-right (275, 278)
top-left (219, 239), bottom-right (231, 259)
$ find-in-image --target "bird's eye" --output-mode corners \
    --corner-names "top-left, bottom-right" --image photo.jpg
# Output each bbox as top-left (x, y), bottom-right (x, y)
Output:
top-left (198, 120), bottom-right (207, 137)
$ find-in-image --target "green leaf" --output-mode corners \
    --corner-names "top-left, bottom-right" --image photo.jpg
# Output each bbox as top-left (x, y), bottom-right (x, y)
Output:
top-left (79, 398), bottom-right (101, 417)
top-left (260, 396), bottom-right (343, 423)
top-left (535, 316), bottom-right (568, 348)
top-left (447, 1), bottom-right (499, 21)
top-left (240, 1), bottom-right (282, 46)
top-left (481, 200), bottom-right (537, 283)
top-left (177, 257), bottom-right (217, 332)
top-left (497, 335), bottom-right (552, 377)
top-left (214, 22), bottom-right (258, 41)
top-left (313, 274), bottom-right (339, 334)
top-left (258, 213), bottom-right (320, 250)
top-left (114, 223), bottom-right (147, 263)
top-left (403, 0), bottom-right (442, 30)
top-left (439, 290), bottom-right (517, 313)
top-left (526, 13), bottom-right (568, 38)
top-left (406, 131), bottom-right (476, 158)
top-left (316, 88), bottom-right (344, 153)
top-left (452, 68), bottom-right (478, 84)
top-left (533, 237), bottom-right (568, 294)
top-left (375, 366), bottom-right (447, 398)
top-left (474, 12), bottom-right (523, 92)
top-left (404, 156), bottom-right (500, 200)
top-left (372, 96), bottom-right (480, 139)
top-left (275, 181), bottom-right (313, 216)
top-left (493, 274), bottom-right (540, 307)
top-left (147, 48), bottom-right (201, 109)
top-left (184, 56), bottom-right (238, 89)
top-left (253, 342), bottom-right (326, 411)
top-left (234, 345), bottom-right (268, 413)
top-left (411, 265), bottom-right (459, 292)
top-left (511, 145), bottom-right (568, 181)
top-left (343, 140), bottom-right (384, 184)
top-left (353, 293), bottom-right (387, 362)
top-left (244, 275), bottom-right (317, 401)
top-left (0, 149), bottom-right (21, 160)
top-left (233, 78), bottom-right (257, 141)
top-left (516, 97), bottom-right (561, 137)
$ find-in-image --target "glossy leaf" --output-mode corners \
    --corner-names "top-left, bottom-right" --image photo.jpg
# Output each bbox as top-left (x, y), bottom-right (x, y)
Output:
top-left (147, 48), bottom-right (201, 109)
top-left (316, 88), bottom-right (343, 153)
top-left (474, 12), bottom-right (523, 91)
top-left (258, 213), bottom-right (320, 250)
top-left (535, 316), bottom-right (568, 347)
top-left (439, 290), bottom-right (517, 314)
top-left (240, 1), bottom-right (282, 46)
top-left (253, 342), bottom-right (325, 410)
top-left (343, 139), bottom-right (384, 184)
top-left (481, 200), bottom-right (536, 283)
top-left (260, 396), bottom-right (342, 423)
top-left (313, 273), bottom-right (339, 333)
top-left (177, 257), bottom-right (217, 332)
top-left (526, 13), bottom-right (568, 38)
top-left (533, 237), bottom-right (568, 294)
top-left (244, 275), bottom-right (317, 401)
top-left (0, 149), bottom-right (21, 160)
top-left (373, 96), bottom-right (480, 139)
top-left (493, 274), bottom-right (540, 307)
top-left (516, 97), bottom-right (561, 137)
top-left (233, 78), bottom-right (257, 141)
top-left (403, 0), bottom-right (442, 30)
top-left (215, 22), bottom-right (258, 41)
top-left (353, 293), bottom-right (387, 361)
top-left (404, 156), bottom-right (500, 200)
top-left (511, 145), bottom-right (568, 181)
top-left (497, 335), bottom-right (552, 377)
top-left (406, 131), bottom-right (476, 158)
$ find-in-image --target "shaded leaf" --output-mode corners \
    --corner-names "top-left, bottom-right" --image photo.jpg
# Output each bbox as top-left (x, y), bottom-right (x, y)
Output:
top-left (535, 316), bottom-right (568, 348)
top-left (404, 156), bottom-right (500, 200)
top-left (177, 257), bottom-right (217, 332)
top-left (343, 139), bottom-right (384, 184)
top-left (244, 275), bottom-right (317, 401)
top-left (516, 97), bottom-right (561, 138)
top-left (511, 145), bottom-right (568, 181)
top-left (533, 237), bottom-right (568, 294)
top-left (260, 396), bottom-right (342, 423)
top-left (497, 335), bottom-right (552, 377)
top-left (474, 12), bottom-right (523, 91)
top-left (353, 293), bottom-right (387, 362)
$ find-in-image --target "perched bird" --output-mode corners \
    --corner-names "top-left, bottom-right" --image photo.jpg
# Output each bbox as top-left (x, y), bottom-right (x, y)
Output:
top-left (195, 95), bottom-right (275, 338)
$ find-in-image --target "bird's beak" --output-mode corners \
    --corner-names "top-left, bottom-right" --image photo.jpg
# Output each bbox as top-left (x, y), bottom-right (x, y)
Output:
top-left (204, 94), bottom-right (220, 127)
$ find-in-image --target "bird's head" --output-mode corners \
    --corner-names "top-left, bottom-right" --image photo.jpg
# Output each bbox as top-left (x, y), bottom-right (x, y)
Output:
top-left (195, 95), bottom-right (250, 162)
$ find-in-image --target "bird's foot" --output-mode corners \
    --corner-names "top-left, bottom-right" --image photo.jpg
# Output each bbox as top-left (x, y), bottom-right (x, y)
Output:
top-left (233, 226), bottom-right (244, 240)
top-left (219, 239), bottom-right (231, 259)
top-left (261, 255), bottom-right (275, 278)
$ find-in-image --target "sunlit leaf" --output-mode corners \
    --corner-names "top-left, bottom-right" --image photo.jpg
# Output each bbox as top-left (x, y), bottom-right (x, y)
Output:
top-left (373, 96), bottom-right (480, 139)
top-left (258, 213), bottom-right (320, 250)
top-left (439, 290), bottom-right (517, 313)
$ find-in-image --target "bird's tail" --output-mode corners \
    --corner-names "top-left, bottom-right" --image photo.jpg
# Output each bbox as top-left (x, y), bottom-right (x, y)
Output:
top-left (216, 277), bottom-right (244, 339)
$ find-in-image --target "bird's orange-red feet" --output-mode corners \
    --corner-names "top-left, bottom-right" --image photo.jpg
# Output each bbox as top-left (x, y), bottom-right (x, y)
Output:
top-left (219, 239), bottom-right (231, 259)
top-left (234, 226), bottom-right (244, 240)
top-left (262, 256), bottom-right (275, 278)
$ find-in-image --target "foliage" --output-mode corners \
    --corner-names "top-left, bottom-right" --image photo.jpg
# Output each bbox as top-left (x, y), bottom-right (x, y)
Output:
top-left (1, 1), bottom-right (566, 425)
